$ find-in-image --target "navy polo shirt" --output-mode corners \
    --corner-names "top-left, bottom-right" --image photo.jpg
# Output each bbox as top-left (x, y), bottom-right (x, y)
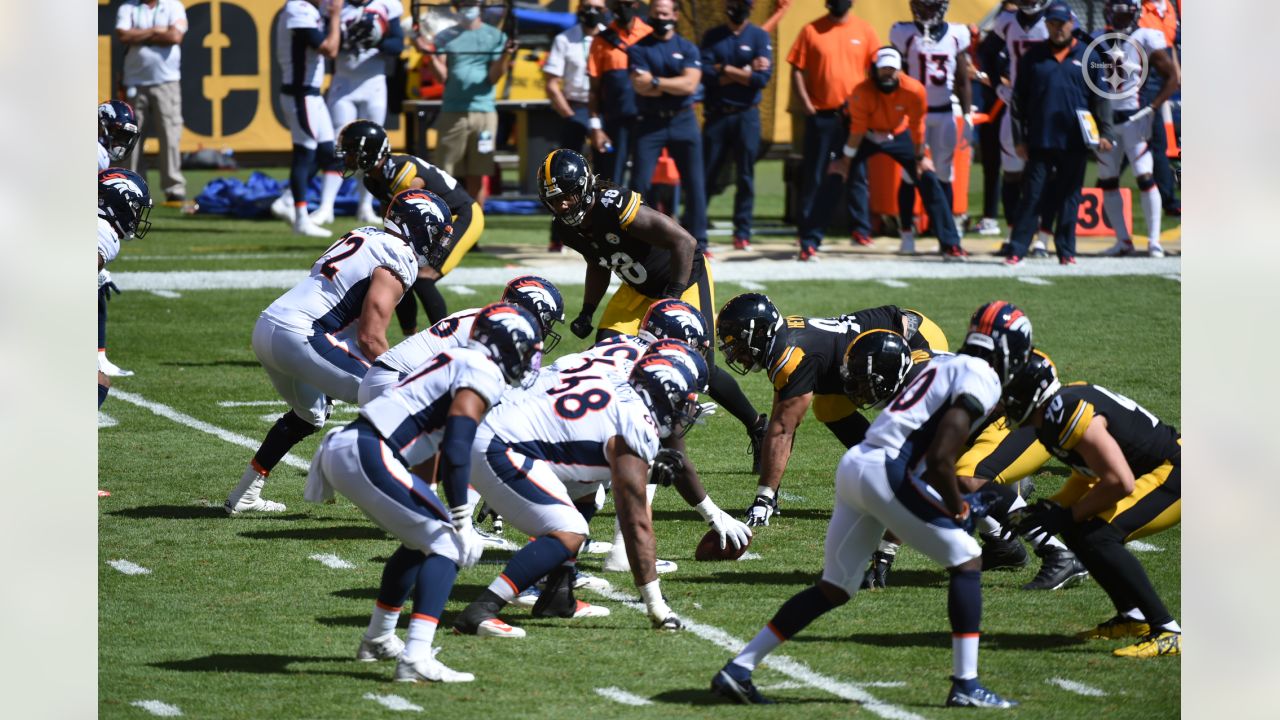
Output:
top-left (626, 32), bottom-right (702, 114)
top-left (1012, 38), bottom-right (1113, 151)
top-left (699, 23), bottom-right (772, 109)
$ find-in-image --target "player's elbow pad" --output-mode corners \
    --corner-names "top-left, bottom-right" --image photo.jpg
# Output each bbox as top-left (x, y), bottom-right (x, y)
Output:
top-left (438, 415), bottom-right (479, 506)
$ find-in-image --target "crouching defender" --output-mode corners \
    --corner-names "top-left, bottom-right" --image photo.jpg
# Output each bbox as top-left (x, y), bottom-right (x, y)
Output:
top-left (304, 303), bottom-right (544, 682)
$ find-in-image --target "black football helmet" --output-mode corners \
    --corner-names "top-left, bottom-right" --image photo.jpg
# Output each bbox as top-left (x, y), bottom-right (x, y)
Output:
top-left (841, 329), bottom-right (914, 409)
top-left (537, 149), bottom-right (596, 226)
top-left (1002, 349), bottom-right (1061, 426)
top-left (470, 303), bottom-right (545, 388)
top-left (1102, 0), bottom-right (1141, 31)
top-left (383, 188), bottom-right (455, 268)
top-left (501, 275), bottom-right (566, 352)
top-left (336, 119), bottom-right (390, 178)
top-left (98, 100), bottom-right (139, 162)
top-left (1016, 0), bottom-right (1050, 15)
top-left (959, 301), bottom-right (1034, 387)
top-left (639, 299), bottom-right (710, 355)
top-left (98, 168), bottom-right (153, 239)
top-left (716, 293), bottom-right (782, 374)
top-left (910, 0), bottom-right (949, 30)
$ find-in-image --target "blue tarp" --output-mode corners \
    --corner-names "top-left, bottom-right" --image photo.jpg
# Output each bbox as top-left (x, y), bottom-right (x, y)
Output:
top-left (195, 172), bottom-right (375, 218)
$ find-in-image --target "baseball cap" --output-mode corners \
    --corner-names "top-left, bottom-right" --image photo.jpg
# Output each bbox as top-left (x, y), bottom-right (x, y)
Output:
top-left (1044, 2), bottom-right (1073, 22)
top-left (873, 47), bottom-right (902, 71)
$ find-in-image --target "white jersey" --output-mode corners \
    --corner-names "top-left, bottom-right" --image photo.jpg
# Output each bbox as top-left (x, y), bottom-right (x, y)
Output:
top-left (97, 142), bottom-right (110, 171)
top-left (277, 0), bottom-right (329, 90)
top-left (98, 218), bottom-right (121, 265)
top-left (1101, 28), bottom-right (1167, 111)
top-left (261, 226), bottom-right (418, 336)
top-left (889, 22), bottom-right (970, 110)
top-left (377, 307), bottom-right (481, 374)
top-left (334, 0), bottom-right (403, 83)
top-left (509, 334), bottom-right (651, 402)
top-left (994, 10), bottom-right (1048, 90)
top-left (479, 372), bottom-right (660, 486)
top-left (361, 346), bottom-right (507, 466)
top-left (860, 353), bottom-right (1001, 476)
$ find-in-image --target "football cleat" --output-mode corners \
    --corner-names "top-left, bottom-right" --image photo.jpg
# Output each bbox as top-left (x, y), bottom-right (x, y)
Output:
top-left (711, 662), bottom-right (774, 704)
top-left (293, 216), bottom-right (332, 238)
top-left (747, 414), bottom-right (768, 474)
top-left (1078, 614), bottom-right (1151, 640)
top-left (745, 493), bottom-right (778, 527)
top-left (1022, 546), bottom-right (1088, 590)
top-left (1148, 243), bottom-right (1166, 258)
top-left (473, 618), bottom-right (525, 638)
top-left (531, 566), bottom-right (578, 618)
top-left (798, 246), bottom-right (820, 262)
top-left (851, 232), bottom-right (873, 247)
top-left (942, 245), bottom-right (970, 262)
top-left (452, 602), bottom-right (526, 638)
top-left (1100, 239), bottom-right (1137, 257)
top-left (224, 475), bottom-right (286, 514)
top-left (946, 677), bottom-right (1018, 708)
top-left (1113, 630), bottom-right (1180, 658)
top-left (1004, 255), bottom-right (1024, 267)
top-left (356, 633), bottom-right (405, 662)
top-left (511, 586), bottom-right (540, 610)
top-left (573, 570), bottom-right (611, 592)
top-left (733, 236), bottom-right (753, 251)
top-left (651, 614), bottom-right (683, 631)
top-left (898, 232), bottom-right (916, 255)
top-left (860, 550), bottom-right (895, 589)
top-left (571, 600), bottom-right (610, 618)
top-left (975, 218), bottom-right (1002, 236)
top-left (98, 353), bottom-right (135, 378)
top-left (356, 205), bottom-right (382, 225)
top-left (393, 649), bottom-right (475, 683)
top-left (980, 534), bottom-right (1029, 572)
top-left (309, 208), bottom-right (335, 226)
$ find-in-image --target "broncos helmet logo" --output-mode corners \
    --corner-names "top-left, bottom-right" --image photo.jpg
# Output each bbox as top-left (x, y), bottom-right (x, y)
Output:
top-left (100, 172), bottom-right (144, 199)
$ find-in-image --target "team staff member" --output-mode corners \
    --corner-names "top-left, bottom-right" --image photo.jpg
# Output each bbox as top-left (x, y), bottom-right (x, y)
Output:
top-left (700, 0), bottom-right (773, 252)
top-left (1004, 351), bottom-right (1181, 658)
top-left (1005, 3), bottom-right (1114, 266)
top-left (538, 149), bottom-right (766, 470)
top-left (627, 0), bottom-right (709, 255)
top-left (1138, 0), bottom-right (1180, 216)
top-left (587, 0), bottom-right (652, 185)
top-left (715, 293), bottom-right (947, 524)
top-left (829, 48), bottom-right (967, 260)
top-left (337, 120), bottom-right (482, 333)
top-left (789, 0), bottom-right (879, 260)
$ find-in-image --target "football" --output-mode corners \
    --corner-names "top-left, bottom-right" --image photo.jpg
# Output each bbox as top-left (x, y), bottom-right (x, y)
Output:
top-left (694, 528), bottom-right (751, 561)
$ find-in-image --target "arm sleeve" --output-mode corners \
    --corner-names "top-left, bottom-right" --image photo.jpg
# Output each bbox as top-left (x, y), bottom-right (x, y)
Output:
top-left (171, 1), bottom-right (188, 30)
top-left (909, 87), bottom-right (927, 146)
top-left (699, 35), bottom-right (719, 83)
top-left (749, 31), bottom-right (773, 89)
top-left (626, 44), bottom-right (649, 73)
top-left (378, 17), bottom-right (405, 56)
top-left (785, 28), bottom-right (808, 70)
top-left (295, 27), bottom-right (326, 49)
top-left (116, 4), bottom-right (133, 30)
top-left (543, 35), bottom-right (568, 77)
top-left (847, 88), bottom-right (870, 136)
top-left (437, 414), bottom-right (479, 509)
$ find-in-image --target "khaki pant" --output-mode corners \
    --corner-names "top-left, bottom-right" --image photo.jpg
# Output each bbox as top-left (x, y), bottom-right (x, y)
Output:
top-left (434, 111), bottom-right (497, 178)
top-left (125, 80), bottom-right (186, 200)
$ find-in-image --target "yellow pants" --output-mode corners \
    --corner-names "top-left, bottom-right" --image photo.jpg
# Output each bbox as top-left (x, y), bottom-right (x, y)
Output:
top-left (598, 263), bottom-right (716, 336)
top-left (1052, 455), bottom-right (1181, 541)
top-left (955, 418), bottom-right (1051, 486)
top-left (439, 201), bottom-right (484, 277)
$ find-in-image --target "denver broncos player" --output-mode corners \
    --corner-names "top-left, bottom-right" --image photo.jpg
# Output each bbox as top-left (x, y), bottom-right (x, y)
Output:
top-left (711, 301), bottom-right (1031, 708)
top-left (1004, 350), bottom-right (1181, 657)
top-left (97, 169), bottom-right (152, 406)
top-left (715, 292), bottom-right (947, 526)
top-left (540, 148), bottom-right (765, 470)
top-left (305, 303), bottom-right (543, 683)
top-left (225, 189), bottom-right (454, 515)
top-left (337, 119), bottom-right (483, 335)
top-left (98, 100), bottom-right (140, 171)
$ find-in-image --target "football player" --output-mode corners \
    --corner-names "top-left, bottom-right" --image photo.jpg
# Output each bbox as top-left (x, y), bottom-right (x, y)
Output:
top-left (992, 0), bottom-right (1050, 257)
top-left (313, 0), bottom-right (405, 226)
top-left (97, 169), bottom-right (153, 405)
top-left (359, 275), bottom-right (565, 403)
top-left (715, 293), bottom-right (947, 526)
top-left (225, 189), bottom-right (454, 514)
top-left (305, 303), bottom-right (543, 682)
top-left (890, 0), bottom-right (972, 250)
top-left (1003, 350), bottom-right (1181, 657)
top-left (711, 301), bottom-right (1030, 708)
top-left (98, 100), bottom-right (139, 171)
top-left (337, 120), bottom-right (483, 335)
top-left (1096, 0), bottom-right (1181, 258)
top-left (538, 149), bottom-right (767, 472)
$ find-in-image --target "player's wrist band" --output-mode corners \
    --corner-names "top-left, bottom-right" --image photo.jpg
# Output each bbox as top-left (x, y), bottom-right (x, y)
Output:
top-left (589, 117), bottom-right (603, 130)
top-left (694, 496), bottom-right (719, 522)
top-left (842, 144), bottom-right (857, 158)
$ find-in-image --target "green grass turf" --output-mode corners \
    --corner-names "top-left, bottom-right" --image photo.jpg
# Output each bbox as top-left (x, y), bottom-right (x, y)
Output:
top-left (100, 209), bottom-right (1180, 720)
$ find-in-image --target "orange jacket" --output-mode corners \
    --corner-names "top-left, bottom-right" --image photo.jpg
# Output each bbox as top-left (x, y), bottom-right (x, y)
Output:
top-left (846, 73), bottom-right (927, 145)
top-left (1139, 0), bottom-right (1178, 46)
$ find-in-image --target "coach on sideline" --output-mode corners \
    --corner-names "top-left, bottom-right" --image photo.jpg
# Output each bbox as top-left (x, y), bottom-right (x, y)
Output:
top-left (1005, 2), bottom-right (1114, 266)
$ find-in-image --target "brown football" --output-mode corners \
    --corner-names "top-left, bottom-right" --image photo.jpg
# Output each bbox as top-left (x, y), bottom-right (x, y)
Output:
top-left (694, 528), bottom-right (751, 561)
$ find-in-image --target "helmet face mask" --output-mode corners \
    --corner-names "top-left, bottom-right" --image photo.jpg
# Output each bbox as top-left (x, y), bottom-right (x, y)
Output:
top-left (384, 189), bottom-right (455, 269)
top-left (629, 354), bottom-right (701, 439)
top-left (1002, 349), bottom-right (1060, 426)
top-left (841, 330), bottom-right (913, 409)
top-left (715, 293), bottom-right (781, 375)
top-left (910, 0), bottom-right (949, 29)
top-left (336, 120), bottom-right (390, 179)
top-left (98, 168), bottom-right (153, 240)
top-left (98, 100), bottom-right (139, 162)
top-left (1103, 0), bottom-right (1141, 31)
top-left (1017, 0), bottom-right (1050, 15)
top-left (538, 150), bottom-right (596, 226)
top-left (501, 275), bottom-right (566, 353)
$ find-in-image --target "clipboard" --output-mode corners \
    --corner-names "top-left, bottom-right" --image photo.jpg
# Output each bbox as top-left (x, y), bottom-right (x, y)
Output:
top-left (1076, 109), bottom-right (1101, 148)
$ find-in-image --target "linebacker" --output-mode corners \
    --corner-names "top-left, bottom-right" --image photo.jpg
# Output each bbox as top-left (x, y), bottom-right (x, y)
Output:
top-left (1003, 351), bottom-right (1182, 658)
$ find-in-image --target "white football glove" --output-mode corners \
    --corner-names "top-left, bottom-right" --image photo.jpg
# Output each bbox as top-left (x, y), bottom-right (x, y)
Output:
top-left (709, 509), bottom-right (753, 550)
top-left (692, 401), bottom-right (719, 425)
top-left (449, 504), bottom-right (472, 533)
top-left (456, 524), bottom-right (484, 569)
top-left (1128, 105), bottom-right (1154, 127)
top-left (97, 268), bottom-right (111, 290)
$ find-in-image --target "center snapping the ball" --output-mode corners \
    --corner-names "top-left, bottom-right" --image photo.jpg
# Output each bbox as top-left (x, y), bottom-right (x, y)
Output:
top-left (694, 528), bottom-right (751, 561)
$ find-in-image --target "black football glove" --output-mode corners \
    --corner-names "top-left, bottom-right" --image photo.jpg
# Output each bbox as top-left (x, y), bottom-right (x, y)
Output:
top-left (100, 280), bottom-right (122, 302)
top-left (570, 311), bottom-right (594, 339)
top-left (649, 448), bottom-right (684, 487)
top-left (1011, 499), bottom-right (1073, 550)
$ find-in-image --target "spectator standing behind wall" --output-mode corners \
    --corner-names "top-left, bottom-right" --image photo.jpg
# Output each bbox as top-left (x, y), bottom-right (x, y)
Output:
top-left (587, 0), bottom-right (652, 186)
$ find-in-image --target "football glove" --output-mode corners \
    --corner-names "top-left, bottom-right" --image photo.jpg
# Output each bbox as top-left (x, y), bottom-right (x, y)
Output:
top-left (649, 448), bottom-right (685, 487)
top-left (457, 524), bottom-right (484, 569)
top-left (744, 494), bottom-right (777, 527)
top-left (99, 270), bottom-right (121, 300)
top-left (570, 312), bottom-right (594, 339)
top-left (1012, 499), bottom-right (1073, 549)
top-left (450, 504), bottom-right (472, 533)
top-left (708, 508), bottom-right (753, 550)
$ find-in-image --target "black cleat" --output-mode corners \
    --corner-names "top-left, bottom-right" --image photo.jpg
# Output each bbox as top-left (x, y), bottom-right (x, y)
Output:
top-left (531, 566), bottom-right (578, 618)
top-left (946, 677), bottom-right (1019, 708)
top-left (980, 533), bottom-right (1029, 571)
top-left (1022, 546), bottom-right (1089, 590)
top-left (859, 551), bottom-right (895, 589)
top-left (747, 414), bottom-right (767, 474)
top-left (711, 663), bottom-right (774, 704)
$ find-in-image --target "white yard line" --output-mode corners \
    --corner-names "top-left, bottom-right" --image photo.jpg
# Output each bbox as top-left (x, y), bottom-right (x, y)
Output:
top-left (130, 700), bottom-right (183, 716)
top-left (111, 390), bottom-right (310, 471)
top-left (98, 412), bottom-right (118, 428)
top-left (737, 280), bottom-right (767, 291)
top-left (362, 693), bottom-right (423, 712)
top-left (593, 687), bottom-right (654, 706)
top-left (309, 553), bottom-right (355, 569)
top-left (449, 285), bottom-right (476, 295)
top-left (588, 585), bottom-right (922, 720)
top-left (1162, 274), bottom-right (1181, 282)
top-left (1047, 678), bottom-right (1107, 697)
top-left (108, 560), bottom-right (152, 576)
top-left (878, 279), bottom-right (910, 288)
top-left (738, 552), bottom-right (763, 560)
top-left (1128, 540), bottom-right (1162, 552)
top-left (218, 399), bottom-right (352, 408)
top-left (149, 290), bottom-right (183, 298)
top-left (113, 257), bottom-right (1182, 292)
top-left (1017, 277), bottom-right (1053, 286)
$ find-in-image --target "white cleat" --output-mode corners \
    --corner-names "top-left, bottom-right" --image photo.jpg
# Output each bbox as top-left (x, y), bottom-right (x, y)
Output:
top-left (573, 570), bottom-right (611, 592)
top-left (571, 600), bottom-right (611, 618)
top-left (224, 475), bottom-right (287, 515)
top-left (309, 208), bottom-right (335, 226)
top-left (357, 633), bottom-right (405, 662)
top-left (357, 206), bottom-right (382, 225)
top-left (394, 650), bottom-right (475, 683)
top-left (1148, 243), bottom-right (1166, 258)
top-left (511, 587), bottom-right (540, 609)
top-left (293, 217), bottom-right (332, 238)
top-left (474, 618), bottom-right (526, 638)
top-left (98, 354), bottom-right (135, 378)
top-left (583, 540), bottom-right (613, 555)
top-left (1030, 233), bottom-right (1050, 258)
top-left (897, 231), bottom-right (916, 255)
top-left (270, 193), bottom-right (294, 221)
top-left (975, 217), bottom-right (1002, 235)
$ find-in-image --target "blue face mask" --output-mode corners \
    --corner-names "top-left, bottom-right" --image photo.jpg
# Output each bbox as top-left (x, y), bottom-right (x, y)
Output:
top-left (460, 6), bottom-right (481, 21)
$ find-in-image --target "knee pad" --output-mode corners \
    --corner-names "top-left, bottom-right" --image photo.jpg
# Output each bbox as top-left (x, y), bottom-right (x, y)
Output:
top-left (1136, 174), bottom-right (1156, 192)
top-left (1097, 176), bottom-right (1121, 191)
top-left (283, 409), bottom-right (322, 440)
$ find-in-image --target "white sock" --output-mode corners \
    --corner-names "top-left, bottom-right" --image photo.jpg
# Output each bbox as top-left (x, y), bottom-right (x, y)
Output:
top-left (1103, 188), bottom-right (1130, 245)
top-left (646, 483), bottom-right (657, 506)
top-left (318, 171), bottom-right (342, 215)
top-left (365, 601), bottom-right (402, 640)
top-left (734, 624), bottom-right (785, 671)
top-left (978, 516), bottom-right (1002, 535)
top-left (227, 463), bottom-right (266, 504)
top-left (877, 540), bottom-right (900, 556)
top-left (487, 574), bottom-right (519, 604)
top-left (293, 202), bottom-right (310, 224)
top-left (404, 614), bottom-right (438, 662)
top-left (357, 186), bottom-right (375, 216)
top-left (1140, 186), bottom-right (1162, 247)
top-left (952, 634), bottom-right (980, 680)
top-left (1122, 607), bottom-right (1147, 621)
top-left (755, 485), bottom-right (776, 500)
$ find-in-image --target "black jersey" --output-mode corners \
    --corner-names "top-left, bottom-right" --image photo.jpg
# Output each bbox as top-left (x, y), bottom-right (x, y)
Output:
top-left (364, 154), bottom-right (473, 213)
top-left (1036, 383), bottom-right (1181, 477)
top-left (765, 306), bottom-right (922, 400)
top-left (552, 180), bottom-right (706, 299)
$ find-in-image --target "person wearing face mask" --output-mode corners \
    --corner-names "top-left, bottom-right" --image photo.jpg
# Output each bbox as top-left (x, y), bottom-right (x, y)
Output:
top-left (543, 0), bottom-right (608, 253)
top-left (787, 0), bottom-right (879, 261)
top-left (587, 0), bottom-right (652, 186)
top-left (422, 0), bottom-right (518, 207)
top-left (827, 48), bottom-right (966, 260)
top-left (700, 0), bottom-right (773, 252)
top-left (626, 0), bottom-right (710, 256)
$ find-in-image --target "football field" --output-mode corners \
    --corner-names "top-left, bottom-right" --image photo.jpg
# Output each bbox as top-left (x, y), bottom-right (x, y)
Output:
top-left (99, 187), bottom-right (1180, 719)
